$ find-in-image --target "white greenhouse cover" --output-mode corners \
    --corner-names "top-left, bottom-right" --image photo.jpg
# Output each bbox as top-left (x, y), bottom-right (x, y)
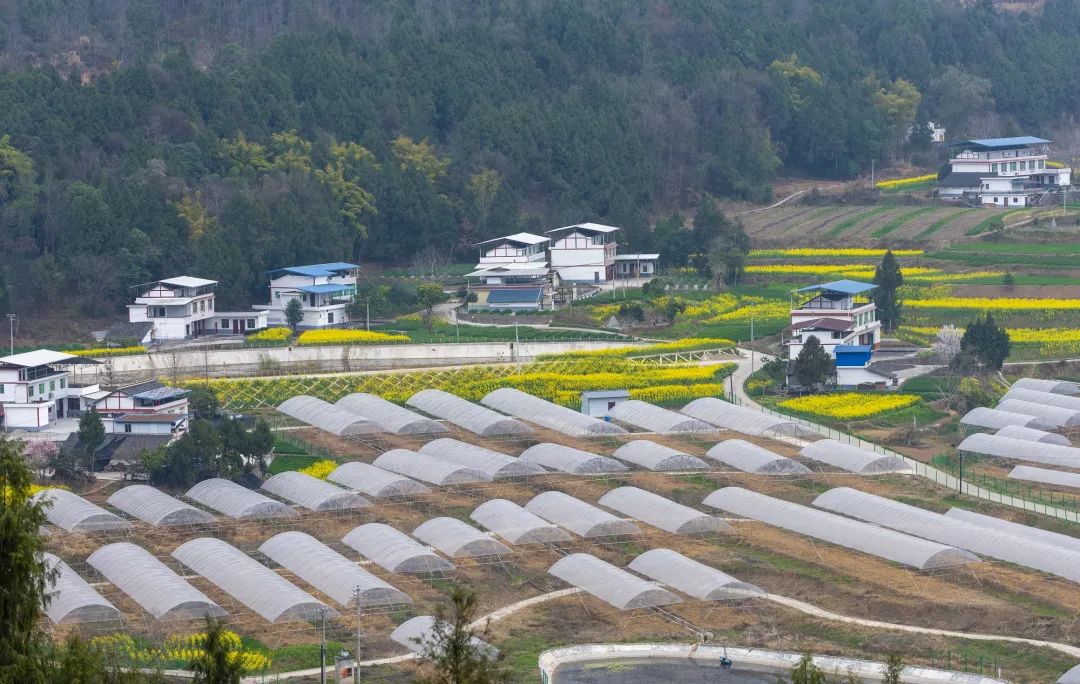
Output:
top-left (470, 499), bottom-right (572, 544)
top-left (608, 400), bottom-right (714, 434)
top-left (412, 517), bottom-right (512, 558)
top-left (525, 491), bottom-right (641, 538)
top-left (518, 443), bottom-right (628, 474)
top-left (1002, 387), bottom-right (1080, 413)
top-left (107, 485), bottom-right (214, 526)
top-left (172, 537), bottom-right (335, 623)
top-left (812, 487), bottom-right (1080, 583)
top-left (959, 406), bottom-right (1049, 431)
top-left (43, 553), bottom-right (120, 624)
top-left (261, 471), bottom-right (371, 512)
top-left (610, 440), bottom-right (709, 471)
top-left (341, 523), bottom-right (454, 574)
top-left (628, 549), bottom-right (764, 600)
top-left (327, 461), bottom-right (430, 498)
top-left (702, 487), bottom-right (977, 570)
top-left (680, 398), bottom-right (817, 438)
top-left (277, 395), bottom-right (382, 436)
top-left (598, 487), bottom-right (733, 535)
top-left (996, 399), bottom-right (1080, 428)
top-left (705, 440), bottom-right (811, 474)
top-left (418, 438), bottom-right (546, 479)
top-left (186, 478), bottom-right (299, 520)
top-left (335, 393), bottom-right (448, 435)
top-left (798, 439), bottom-right (911, 474)
top-left (1007, 465), bottom-right (1080, 491)
top-left (258, 532), bottom-right (411, 608)
top-left (944, 508), bottom-right (1080, 555)
top-left (390, 615), bottom-right (497, 658)
top-left (1059, 664), bottom-right (1080, 684)
top-left (480, 387), bottom-right (627, 437)
top-left (1012, 377), bottom-right (1080, 396)
top-left (406, 389), bottom-right (533, 436)
top-left (548, 553), bottom-right (682, 610)
top-left (32, 488), bottom-right (132, 532)
top-left (373, 449), bottom-right (492, 485)
top-left (86, 542), bottom-right (225, 620)
top-left (995, 424), bottom-right (1071, 446)
top-left (956, 433), bottom-right (1080, 468)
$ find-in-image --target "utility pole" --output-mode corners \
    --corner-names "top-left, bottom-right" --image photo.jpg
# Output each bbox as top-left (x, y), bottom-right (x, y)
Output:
top-left (319, 607), bottom-right (328, 684)
top-left (750, 316), bottom-right (755, 376)
top-left (870, 159), bottom-right (875, 187)
top-left (6, 314), bottom-right (15, 355)
top-left (353, 586), bottom-right (364, 684)
top-left (364, 297), bottom-right (370, 331)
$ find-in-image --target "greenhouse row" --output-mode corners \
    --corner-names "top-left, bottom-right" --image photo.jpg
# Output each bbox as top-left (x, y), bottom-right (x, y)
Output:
top-left (1007, 465), bottom-right (1080, 490)
top-left (956, 433), bottom-right (1080, 468)
top-left (798, 439), bottom-right (911, 474)
top-left (681, 397), bottom-right (817, 439)
top-left (597, 487), bottom-right (733, 535)
top-left (705, 439), bottom-right (810, 474)
top-left (481, 387), bottom-right (628, 437)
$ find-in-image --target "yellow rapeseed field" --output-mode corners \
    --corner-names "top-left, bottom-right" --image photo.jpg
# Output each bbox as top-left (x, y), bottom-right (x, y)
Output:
top-left (779, 392), bottom-right (920, 420)
top-left (906, 297), bottom-right (1080, 311)
top-left (247, 327), bottom-right (292, 342)
top-left (69, 346), bottom-right (147, 357)
top-left (874, 173), bottom-right (937, 190)
top-left (295, 329), bottom-right (410, 345)
top-left (90, 632), bottom-right (271, 670)
top-left (298, 459), bottom-right (338, 480)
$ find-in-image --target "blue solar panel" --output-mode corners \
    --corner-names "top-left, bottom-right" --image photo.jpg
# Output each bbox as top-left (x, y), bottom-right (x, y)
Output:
top-left (486, 288), bottom-right (542, 304)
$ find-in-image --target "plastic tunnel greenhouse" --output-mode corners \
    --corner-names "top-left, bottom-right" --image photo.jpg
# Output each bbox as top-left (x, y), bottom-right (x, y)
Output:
top-left (1007, 465), bottom-right (1080, 491)
top-left (390, 615), bottom-right (497, 658)
top-left (258, 531), bottom-right (411, 608)
top-left (945, 508), bottom-right (1080, 555)
top-left (172, 537), bottom-right (335, 623)
top-left (610, 440), bottom-right (708, 471)
top-left (86, 542), bottom-right (226, 620)
top-left (335, 393), bottom-right (448, 435)
top-left (812, 487), bottom-right (1080, 583)
top-left (480, 387), bottom-right (627, 437)
top-left (107, 485), bottom-right (215, 526)
top-left (1002, 387), bottom-right (1080, 412)
top-left (1059, 664), bottom-right (1080, 684)
top-left (32, 488), bottom-right (132, 532)
top-left (406, 389), bottom-right (533, 437)
top-left (277, 395), bottom-right (382, 436)
top-left (418, 438), bottom-right (546, 479)
top-left (1012, 377), bottom-right (1080, 396)
top-left (412, 517), bottom-right (512, 558)
top-left (956, 433), bottom-right (1080, 468)
top-left (373, 449), bottom-right (491, 485)
top-left (702, 487), bottom-right (977, 571)
top-left (327, 462), bottom-right (430, 498)
top-left (959, 406), bottom-right (1050, 431)
top-left (341, 523), bottom-right (454, 574)
top-left (470, 499), bottom-right (572, 544)
top-left (995, 424), bottom-right (1071, 446)
top-left (598, 487), bottom-right (732, 535)
top-left (607, 400), bottom-right (714, 434)
top-left (525, 491), bottom-right (641, 538)
top-left (628, 549), bottom-right (764, 600)
top-left (518, 443), bottom-right (628, 474)
top-left (261, 471), bottom-right (371, 512)
top-left (705, 440), bottom-right (811, 474)
top-left (798, 439), bottom-right (911, 474)
top-left (43, 553), bottom-right (121, 624)
top-left (996, 399), bottom-right (1080, 428)
top-left (186, 478), bottom-right (299, 520)
top-left (680, 398), bottom-right (817, 438)
top-left (548, 553), bottom-right (682, 610)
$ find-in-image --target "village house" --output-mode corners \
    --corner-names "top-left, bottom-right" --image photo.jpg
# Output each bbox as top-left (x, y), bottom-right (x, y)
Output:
top-left (253, 262), bottom-right (359, 328)
top-left (0, 350), bottom-right (102, 430)
top-left (546, 222), bottom-right (621, 284)
top-left (126, 276), bottom-right (219, 340)
top-left (937, 136), bottom-right (1072, 207)
top-left (466, 233), bottom-right (553, 312)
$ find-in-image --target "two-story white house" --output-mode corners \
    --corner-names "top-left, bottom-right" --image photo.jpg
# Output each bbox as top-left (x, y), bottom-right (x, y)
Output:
top-left (0, 350), bottom-right (103, 430)
top-left (937, 136), bottom-right (1072, 207)
top-left (785, 280), bottom-right (896, 389)
top-left (253, 262), bottom-right (359, 328)
top-left (466, 233), bottom-right (553, 311)
top-left (127, 276), bottom-right (218, 340)
top-left (546, 223), bottom-right (621, 284)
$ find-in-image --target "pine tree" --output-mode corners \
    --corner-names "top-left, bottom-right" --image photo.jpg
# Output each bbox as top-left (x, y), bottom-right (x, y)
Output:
top-left (284, 298), bottom-right (305, 331)
top-left (872, 250), bottom-right (904, 332)
top-left (416, 587), bottom-right (509, 684)
top-left (794, 336), bottom-right (835, 389)
top-left (190, 617), bottom-right (247, 684)
top-left (960, 312), bottom-right (1011, 371)
top-left (77, 409), bottom-right (106, 472)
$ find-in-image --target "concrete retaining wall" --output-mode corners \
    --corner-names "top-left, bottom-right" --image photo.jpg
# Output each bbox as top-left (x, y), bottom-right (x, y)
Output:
top-left (538, 644), bottom-right (1011, 684)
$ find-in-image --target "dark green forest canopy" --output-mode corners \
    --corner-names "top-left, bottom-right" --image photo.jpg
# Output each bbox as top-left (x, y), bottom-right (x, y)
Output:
top-left (1, 0), bottom-right (1079, 315)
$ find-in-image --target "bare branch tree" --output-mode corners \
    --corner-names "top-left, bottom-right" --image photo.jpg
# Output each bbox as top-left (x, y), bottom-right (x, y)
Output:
top-left (411, 244), bottom-right (453, 283)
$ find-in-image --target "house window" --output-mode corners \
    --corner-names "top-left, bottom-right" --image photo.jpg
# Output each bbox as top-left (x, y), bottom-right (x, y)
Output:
top-left (60, 379), bottom-right (65, 389)
top-left (0, 384), bottom-right (4, 394)
top-left (991, 163), bottom-right (997, 173)
top-left (1039, 160), bottom-right (1045, 169)
top-left (49, 381), bottom-right (55, 392)
top-left (38, 383), bottom-right (44, 395)
top-left (124, 424), bottom-right (132, 433)
top-left (1013, 197), bottom-right (1020, 204)
top-left (221, 319), bottom-right (230, 329)
top-left (275, 292), bottom-right (280, 300)
top-left (247, 318), bottom-right (256, 328)
top-left (1010, 162), bottom-right (1017, 171)
top-left (28, 385), bottom-right (33, 397)
top-left (328, 312), bottom-right (335, 324)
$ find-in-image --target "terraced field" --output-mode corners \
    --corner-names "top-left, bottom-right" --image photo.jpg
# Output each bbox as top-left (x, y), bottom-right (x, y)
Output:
top-left (742, 204), bottom-right (994, 242)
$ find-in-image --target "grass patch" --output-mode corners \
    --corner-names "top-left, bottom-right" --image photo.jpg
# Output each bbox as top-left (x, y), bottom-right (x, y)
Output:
top-left (498, 632), bottom-right (555, 681)
top-left (964, 208), bottom-right (1029, 236)
top-left (267, 453), bottom-right (319, 474)
top-left (899, 374), bottom-right (961, 400)
top-left (914, 208), bottom-right (978, 239)
top-left (879, 179), bottom-right (937, 194)
top-left (824, 205), bottom-right (893, 237)
top-left (870, 206), bottom-right (937, 237)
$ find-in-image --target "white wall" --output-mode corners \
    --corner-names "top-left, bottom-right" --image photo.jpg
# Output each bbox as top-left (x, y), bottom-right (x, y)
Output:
top-left (3, 403), bottom-right (51, 429)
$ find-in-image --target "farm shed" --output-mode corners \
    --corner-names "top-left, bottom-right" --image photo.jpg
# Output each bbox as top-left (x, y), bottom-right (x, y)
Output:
top-left (703, 487), bottom-right (977, 571)
top-left (86, 542), bottom-right (225, 620)
top-left (406, 389), bottom-right (532, 436)
top-left (470, 499), bottom-right (572, 545)
top-left (341, 523), bottom-right (454, 574)
top-left (548, 553), bottom-right (682, 610)
top-left (258, 532), bottom-right (411, 608)
top-left (628, 549), bottom-right (764, 600)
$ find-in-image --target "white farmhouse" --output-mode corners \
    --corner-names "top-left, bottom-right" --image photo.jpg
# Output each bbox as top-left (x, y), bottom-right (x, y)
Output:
top-left (127, 276), bottom-right (218, 340)
top-left (253, 262), bottom-right (359, 328)
top-left (466, 233), bottom-right (552, 311)
top-left (937, 136), bottom-right (1071, 207)
top-left (0, 350), bottom-right (101, 430)
top-left (546, 222), bottom-right (621, 284)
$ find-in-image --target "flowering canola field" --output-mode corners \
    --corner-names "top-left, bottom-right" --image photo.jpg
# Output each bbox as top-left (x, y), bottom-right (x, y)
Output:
top-left (296, 329), bottom-right (410, 345)
top-left (779, 393), bottom-right (920, 420)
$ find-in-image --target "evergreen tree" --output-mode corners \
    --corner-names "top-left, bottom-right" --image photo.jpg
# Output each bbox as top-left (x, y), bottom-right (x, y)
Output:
top-left (284, 299), bottom-right (304, 331)
top-left (77, 409), bottom-right (106, 472)
top-left (883, 653), bottom-right (904, 684)
top-left (416, 587), bottom-right (509, 684)
top-left (872, 250), bottom-right (903, 332)
top-left (190, 617), bottom-right (247, 684)
top-left (789, 653), bottom-right (828, 684)
top-left (793, 336), bottom-right (835, 389)
top-left (960, 313), bottom-right (1011, 371)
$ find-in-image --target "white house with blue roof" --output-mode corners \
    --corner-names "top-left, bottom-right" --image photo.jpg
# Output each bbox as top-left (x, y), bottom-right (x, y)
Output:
top-left (253, 262), bottom-right (360, 328)
top-left (938, 136), bottom-right (1071, 207)
top-left (786, 280), bottom-right (896, 389)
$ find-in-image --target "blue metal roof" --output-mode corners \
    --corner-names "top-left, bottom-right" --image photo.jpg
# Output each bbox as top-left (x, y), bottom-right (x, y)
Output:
top-left (293, 284), bottom-right (356, 294)
top-left (269, 262), bottom-right (359, 277)
top-left (487, 288), bottom-right (542, 304)
top-left (834, 345), bottom-right (872, 354)
top-left (959, 136), bottom-right (1050, 148)
top-left (794, 279), bottom-right (877, 295)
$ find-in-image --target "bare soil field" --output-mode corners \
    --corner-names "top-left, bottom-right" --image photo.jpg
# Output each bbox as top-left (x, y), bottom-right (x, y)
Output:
top-left (742, 204), bottom-right (996, 244)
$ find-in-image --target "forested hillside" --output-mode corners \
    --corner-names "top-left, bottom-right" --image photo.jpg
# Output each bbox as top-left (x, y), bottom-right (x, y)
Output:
top-left (2, 0), bottom-right (1080, 316)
